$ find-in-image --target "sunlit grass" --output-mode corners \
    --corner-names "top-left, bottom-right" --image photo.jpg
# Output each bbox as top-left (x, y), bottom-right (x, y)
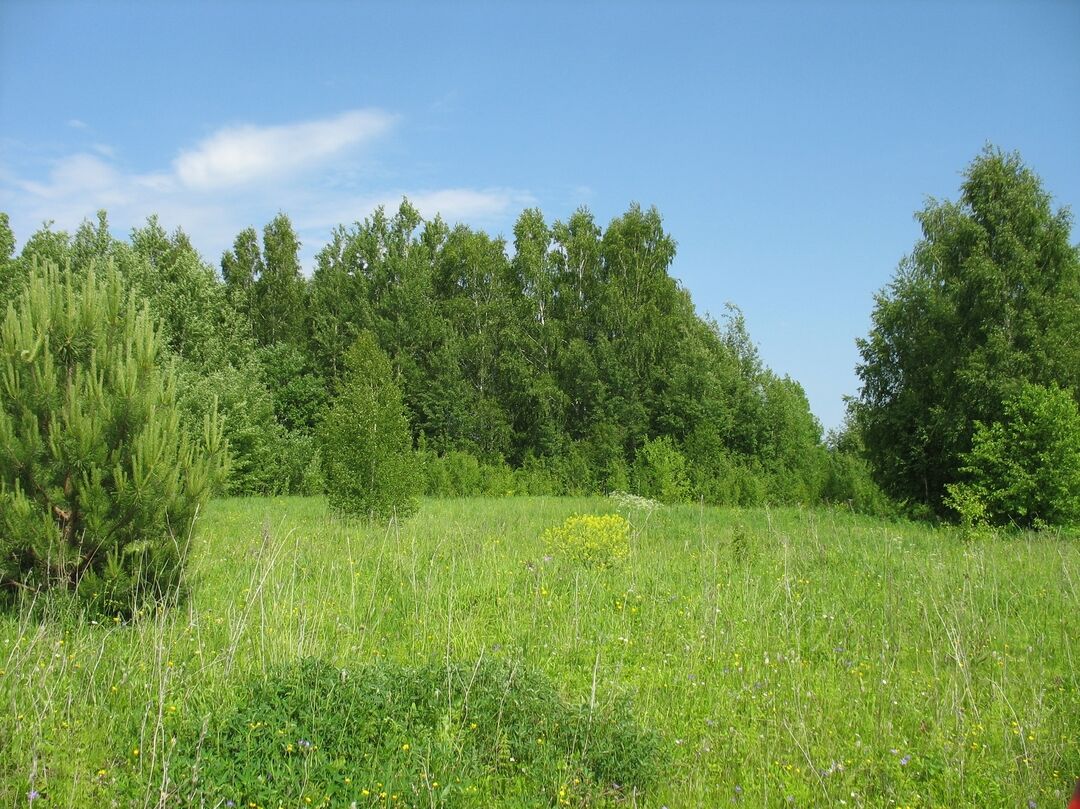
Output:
top-left (1, 497), bottom-right (1078, 806)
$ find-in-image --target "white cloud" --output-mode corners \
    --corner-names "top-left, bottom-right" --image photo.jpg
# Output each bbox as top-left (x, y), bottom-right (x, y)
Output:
top-left (1, 109), bottom-right (533, 273)
top-left (294, 187), bottom-right (535, 240)
top-left (19, 153), bottom-right (120, 199)
top-left (174, 109), bottom-right (397, 190)
top-left (66, 118), bottom-right (88, 130)
top-left (407, 188), bottom-right (534, 221)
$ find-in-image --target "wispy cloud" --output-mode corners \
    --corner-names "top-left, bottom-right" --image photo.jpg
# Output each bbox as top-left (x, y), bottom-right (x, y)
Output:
top-left (303, 187), bottom-right (534, 232)
top-left (1, 109), bottom-right (532, 270)
top-left (174, 109), bottom-right (397, 190)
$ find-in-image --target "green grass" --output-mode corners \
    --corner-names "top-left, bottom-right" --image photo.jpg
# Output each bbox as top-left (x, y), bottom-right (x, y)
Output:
top-left (1, 496), bottom-right (1078, 807)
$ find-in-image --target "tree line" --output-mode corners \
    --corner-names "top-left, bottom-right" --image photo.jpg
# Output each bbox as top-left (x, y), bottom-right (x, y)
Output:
top-left (1, 146), bottom-right (1076, 532)
top-left (1, 201), bottom-right (871, 511)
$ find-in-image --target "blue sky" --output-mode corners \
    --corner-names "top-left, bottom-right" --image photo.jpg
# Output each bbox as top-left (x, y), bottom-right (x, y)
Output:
top-left (2, 1), bottom-right (1077, 431)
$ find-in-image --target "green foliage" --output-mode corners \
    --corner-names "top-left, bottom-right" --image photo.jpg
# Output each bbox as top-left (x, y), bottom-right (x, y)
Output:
top-left (953, 382), bottom-right (1080, 527)
top-left (418, 449), bottom-right (521, 498)
top-left (0, 264), bottom-right (225, 615)
top-left (318, 332), bottom-right (420, 519)
top-left (943, 482), bottom-right (993, 541)
top-left (126, 216), bottom-right (252, 371)
top-left (254, 342), bottom-right (327, 434)
top-left (221, 214), bottom-right (308, 349)
top-left (177, 361), bottom-right (284, 496)
top-left (821, 451), bottom-right (891, 516)
top-left (6, 199), bottom-right (839, 506)
top-left (303, 201), bottom-right (830, 506)
top-left (819, 417), bottom-right (892, 516)
top-left (0, 213), bottom-right (19, 307)
top-left (177, 656), bottom-right (661, 808)
top-left (543, 513), bottom-right (631, 568)
top-left (856, 148), bottom-right (1079, 519)
top-left (632, 436), bottom-right (692, 504)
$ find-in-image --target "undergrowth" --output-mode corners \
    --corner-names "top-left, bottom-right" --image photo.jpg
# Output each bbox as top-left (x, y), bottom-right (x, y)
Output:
top-left (174, 657), bottom-right (661, 808)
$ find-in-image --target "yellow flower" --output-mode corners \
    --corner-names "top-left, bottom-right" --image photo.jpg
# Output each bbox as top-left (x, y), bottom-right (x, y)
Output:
top-left (543, 513), bottom-right (630, 568)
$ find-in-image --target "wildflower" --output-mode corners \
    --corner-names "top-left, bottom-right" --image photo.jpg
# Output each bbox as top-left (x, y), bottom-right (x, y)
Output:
top-left (543, 513), bottom-right (630, 568)
top-left (298, 739), bottom-right (313, 750)
top-left (27, 791), bottom-right (41, 802)
top-left (900, 755), bottom-right (911, 766)
top-left (401, 743), bottom-right (410, 752)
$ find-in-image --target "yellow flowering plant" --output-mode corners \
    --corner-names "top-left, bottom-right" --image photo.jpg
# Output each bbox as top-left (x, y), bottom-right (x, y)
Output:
top-left (543, 514), bottom-right (630, 568)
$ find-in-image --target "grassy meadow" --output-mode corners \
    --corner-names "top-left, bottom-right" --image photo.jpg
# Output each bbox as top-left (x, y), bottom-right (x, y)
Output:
top-left (1, 496), bottom-right (1078, 807)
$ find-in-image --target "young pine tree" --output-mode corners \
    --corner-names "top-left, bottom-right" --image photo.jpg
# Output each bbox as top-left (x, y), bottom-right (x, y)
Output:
top-left (318, 332), bottom-right (419, 519)
top-left (0, 264), bottom-right (226, 615)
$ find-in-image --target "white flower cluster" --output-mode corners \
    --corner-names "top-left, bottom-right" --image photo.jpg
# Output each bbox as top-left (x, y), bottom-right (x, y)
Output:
top-left (607, 490), bottom-right (662, 514)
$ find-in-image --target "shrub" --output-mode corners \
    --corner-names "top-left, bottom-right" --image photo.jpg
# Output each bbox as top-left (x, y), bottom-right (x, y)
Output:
top-left (177, 360), bottom-right (288, 496)
top-left (955, 382), bottom-right (1080, 527)
top-left (631, 436), bottom-right (692, 504)
top-left (175, 657), bottom-right (662, 808)
top-left (821, 451), bottom-right (892, 516)
top-left (0, 265), bottom-right (225, 615)
top-left (543, 513), bottom-right (631, 568)
top-left (419, 449), bottom-right (527, 497)
top-left (317, 332), bottom-right (420, 519)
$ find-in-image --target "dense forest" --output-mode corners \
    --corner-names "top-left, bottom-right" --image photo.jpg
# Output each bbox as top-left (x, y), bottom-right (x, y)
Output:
top-left (0, 201), bottom-right (876, 511)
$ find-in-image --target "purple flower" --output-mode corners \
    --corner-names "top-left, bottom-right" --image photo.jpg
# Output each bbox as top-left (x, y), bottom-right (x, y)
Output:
top-left (225, 802), bottom-right (235, 808)
top-left (900, 755), bottom-right (911, 766)
top-left (297, 738), bottom-right (312, 750)
top-left (27, 791), bottom-right (41, 803)
top-left (1027, 800), bottom-right (1037, 809)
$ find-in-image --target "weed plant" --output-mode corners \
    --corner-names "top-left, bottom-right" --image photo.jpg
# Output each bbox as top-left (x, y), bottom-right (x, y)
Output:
top-left (543, 514), bottom-right (631, 569)
top-left (173, 656), bottom-right (658, 807)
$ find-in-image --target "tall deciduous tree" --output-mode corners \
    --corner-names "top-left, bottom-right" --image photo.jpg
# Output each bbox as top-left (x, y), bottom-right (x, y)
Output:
top-left (258, 213), bottom-right (307, 347)
top-left (855, 148), bottom-right (1080, 517)
top-left (222, 214), bottom-right (308, 349)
